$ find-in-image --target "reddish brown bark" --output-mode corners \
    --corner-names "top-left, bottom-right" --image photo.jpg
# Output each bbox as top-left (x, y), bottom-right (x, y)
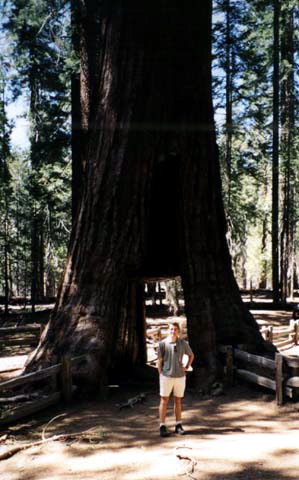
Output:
top-left (27, 0), bottom-right (264, 391)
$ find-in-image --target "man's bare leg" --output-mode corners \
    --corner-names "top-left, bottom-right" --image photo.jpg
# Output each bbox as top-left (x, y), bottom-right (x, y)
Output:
top-left (159, 396), bottom-right (169, 424)
top-left (159, 396), bottom-right (170, 436)
top-left (174, 396), bottom-right (185, 434)
top-left (173, 396), bottom-right (182, 423)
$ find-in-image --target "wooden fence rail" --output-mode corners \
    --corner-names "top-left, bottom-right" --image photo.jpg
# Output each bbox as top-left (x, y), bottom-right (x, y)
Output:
top-left (0, 354), bottom-right (86, 427)
top-left (260, 319), bottom-right (299, 349)
top-left (0, 325), bottom-right (41, 349)
top-left (220, 345), bottom-right (299, 405)
top-left (0, 326), bottom-right (41, 336)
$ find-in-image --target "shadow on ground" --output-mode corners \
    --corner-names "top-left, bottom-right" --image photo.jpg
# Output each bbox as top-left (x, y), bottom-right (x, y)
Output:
top-left (1, 382), bottom-right (299, 480)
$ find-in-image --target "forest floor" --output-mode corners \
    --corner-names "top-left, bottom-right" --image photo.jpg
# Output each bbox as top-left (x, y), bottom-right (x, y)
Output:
top-left (1, 304), bottom-right (299, 479)
top-left (1, 380), bottom-right (299, 480)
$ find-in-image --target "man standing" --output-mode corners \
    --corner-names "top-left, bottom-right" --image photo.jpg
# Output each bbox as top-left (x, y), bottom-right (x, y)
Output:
top-left (158, 322), bottom-right (194, 437)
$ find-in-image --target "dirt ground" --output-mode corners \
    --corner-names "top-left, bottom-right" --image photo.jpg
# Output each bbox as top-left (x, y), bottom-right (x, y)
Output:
top-left (1, 308), bottom-right (299, 480)
top-left (1, 383), bottom-right (299, 480)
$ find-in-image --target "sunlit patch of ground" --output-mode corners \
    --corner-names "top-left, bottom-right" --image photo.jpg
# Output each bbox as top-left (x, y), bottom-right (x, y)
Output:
top-left (252, 310), bottom-right (292, 327)
top-left (1, 387), bottom-right (299, 480)
top-left (0, 355), bottom-right (27, 381)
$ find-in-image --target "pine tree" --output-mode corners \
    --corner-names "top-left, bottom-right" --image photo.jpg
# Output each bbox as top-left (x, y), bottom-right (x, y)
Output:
top-left (280, 1), bottom-right (296, 302)
top-left (272, 0), bottom-right (280, 303)
top-left (213, 0), bottom-right (274, 289)
top-left (4, 0), bottom-right (71, 307)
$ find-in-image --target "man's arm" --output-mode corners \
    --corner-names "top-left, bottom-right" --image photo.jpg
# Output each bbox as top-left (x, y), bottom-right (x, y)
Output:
top-left (185, 352), bottom-right (194, 370)
top-left (157, 355), bottom-right (163, 374)
top-left (181, 352), bottom-right (194, 372)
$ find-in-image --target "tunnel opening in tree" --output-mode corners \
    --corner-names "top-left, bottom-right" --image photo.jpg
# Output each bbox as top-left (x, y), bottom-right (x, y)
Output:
top-left (145, 277), bottom-right (186, 365)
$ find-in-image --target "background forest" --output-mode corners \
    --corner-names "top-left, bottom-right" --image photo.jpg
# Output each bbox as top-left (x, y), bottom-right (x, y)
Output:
top-left (0, 0), bottom-right (298, 311)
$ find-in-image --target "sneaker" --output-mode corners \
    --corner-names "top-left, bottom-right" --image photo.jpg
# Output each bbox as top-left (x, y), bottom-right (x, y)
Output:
top-left (160, 425), bottom-right (170, 437)
top-left (175, 423), bottom-right (185, 435)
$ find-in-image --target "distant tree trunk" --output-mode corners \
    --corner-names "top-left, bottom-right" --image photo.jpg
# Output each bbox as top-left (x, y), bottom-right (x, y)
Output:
top-left (272, 0), bottom-right (280, 304)
top-left (165, 279), bottom-right (180, 315)
top-left (4, 208), bottom-right (9, 315)
top-left (260, 217), bottom-right (269, 289)
top-left (39, 225), bottom-right (44, 298)
top-left (1, 84), bottom-right (10, 314)
top-left (45, 238), bottom-right (56, 299)
top-left (280, 5), bottom-right (295, 302)
top-left (30, 216), bottom-right (38, 312)
top-left (27, 1), bottom-right (264, 391)
top-left (224, 0), bottom-right (233, 207)
top-left (29, 72), bottom-right (45, 310)
top-left (15, 199), bottom-right (20, 297)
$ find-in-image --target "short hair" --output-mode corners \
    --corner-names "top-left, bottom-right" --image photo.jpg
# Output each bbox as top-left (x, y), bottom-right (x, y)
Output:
top-left (169, 321), bottom-right (180, 331)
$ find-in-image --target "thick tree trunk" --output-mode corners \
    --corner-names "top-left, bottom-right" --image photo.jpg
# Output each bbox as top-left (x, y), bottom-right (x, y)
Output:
top-left (71, 0), bottom-right (84, 222)
top-left (27, 0), bottom-right (264, 391)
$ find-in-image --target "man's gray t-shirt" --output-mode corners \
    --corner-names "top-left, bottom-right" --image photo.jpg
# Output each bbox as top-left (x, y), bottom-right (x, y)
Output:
top-left (158, 338), bottom-right (193, 378)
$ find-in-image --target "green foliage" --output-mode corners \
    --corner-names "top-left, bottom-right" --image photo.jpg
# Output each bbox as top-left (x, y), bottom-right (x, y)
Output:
top-left (0, 0), bottom-right (72, 301)
top-left (213, 0), bottom-right (276, 289)
top-left (213, 0), bottom-right (299, 295)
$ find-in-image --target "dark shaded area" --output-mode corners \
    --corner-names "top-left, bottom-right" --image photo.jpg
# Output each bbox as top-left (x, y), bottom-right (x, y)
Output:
top-left (143, 155), bottom-right (182, 278)
top-left (0, 309), bottom-right (51, 327)
top-left (207, 468), bottom-right (296, 479)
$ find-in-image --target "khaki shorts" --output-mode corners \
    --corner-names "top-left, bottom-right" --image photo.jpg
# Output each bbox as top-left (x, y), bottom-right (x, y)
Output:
top-left (159, 373), bottom-right (186, 398)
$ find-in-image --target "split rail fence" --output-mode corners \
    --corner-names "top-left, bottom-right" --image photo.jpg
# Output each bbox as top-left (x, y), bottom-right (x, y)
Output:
top-left (0, 325), bottom-right (41, 350)
top-left (260, 319), bottom-right (299, 350)
top-left (1, 318), bottom-right (298, 426)
top-left (0, 354), bottom-right (86, 427)
top-left (220, 345), bottom-right (299, 405)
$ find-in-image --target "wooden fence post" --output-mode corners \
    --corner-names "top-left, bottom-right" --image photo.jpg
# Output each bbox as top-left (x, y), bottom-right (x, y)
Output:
top-left (262, 326), bottom-right (272, 342)
top-left (275, 353), bottom-right (283, 405)
top-left (289, 320), bottom-right (295, 345)
top-left (295, 321), bottom-right (299, 345)
top-left (225, 346), bottom-right (234, 386)
top-left (61, 355), bottom-right (72, 403)
top-left (268, 326), bottom-right (273, 343)
top-left (158, 328), bottom-right (161, 341)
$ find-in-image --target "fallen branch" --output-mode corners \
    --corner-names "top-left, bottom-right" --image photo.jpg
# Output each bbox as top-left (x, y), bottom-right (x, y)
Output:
top-left (116, 393), bottom-right (146, 409)
top-left (0, 429), bottom-right (101, 461)
top-left (42, 413), bottom-right (67, 441)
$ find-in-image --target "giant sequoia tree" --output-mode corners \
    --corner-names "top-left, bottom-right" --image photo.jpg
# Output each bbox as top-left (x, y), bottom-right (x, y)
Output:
top-left (27, 0), bottom-right (265, 390)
